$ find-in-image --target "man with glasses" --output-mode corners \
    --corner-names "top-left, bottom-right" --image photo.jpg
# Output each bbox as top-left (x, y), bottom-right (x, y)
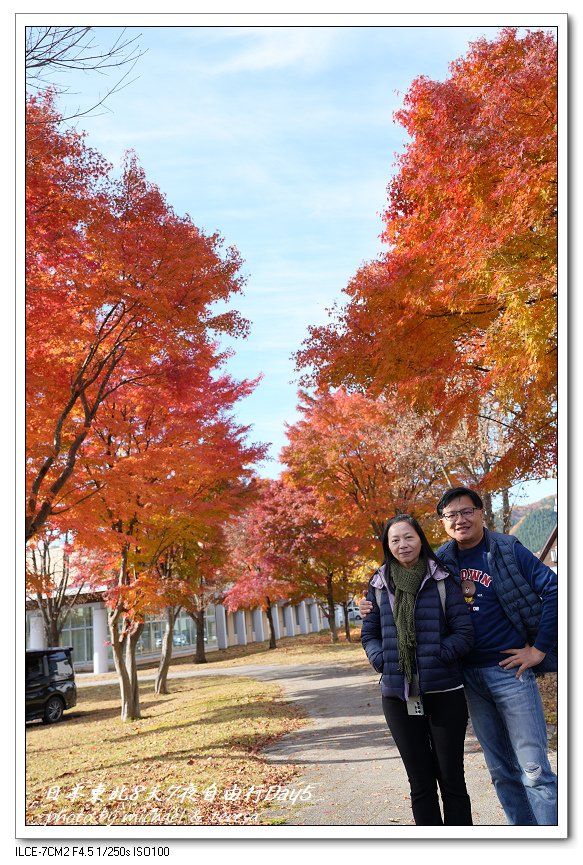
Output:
top-left (436, 486), bottom-right (557, 826)
top-left (359, 486), bottom-right (558, 825)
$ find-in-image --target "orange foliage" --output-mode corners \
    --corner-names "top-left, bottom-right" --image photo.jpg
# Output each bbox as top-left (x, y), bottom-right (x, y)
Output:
top-left (26, 93), bottom-right (250, 541)
top-left (223, 477), bottom-right (368, 612)
top-left (297, 29), bottom-right (557, 486)
top-left (281, 388), bottom-right (448, 543)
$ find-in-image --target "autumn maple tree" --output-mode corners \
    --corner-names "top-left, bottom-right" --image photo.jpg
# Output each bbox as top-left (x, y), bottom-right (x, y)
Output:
top-left (151, 513), bottom-right (253, 695)
top-left (26, 92), bottom-right (266, 720)
top-left (223, 479), bottom-right (315, 649)
top-left (297, 29), bottom-right (557, 488)
top-left (224, 476), bottom-right (373, 644)
top-left (281, 388), bottom-right (452, 544)
top-left (26, 93), bottom-right (248, 543)
top-left (63, 365), bottom-right (264, 719)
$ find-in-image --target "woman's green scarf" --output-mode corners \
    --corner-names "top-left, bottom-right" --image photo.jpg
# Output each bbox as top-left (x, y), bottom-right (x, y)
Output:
top-left (390, 554), bottom-right (427, 683)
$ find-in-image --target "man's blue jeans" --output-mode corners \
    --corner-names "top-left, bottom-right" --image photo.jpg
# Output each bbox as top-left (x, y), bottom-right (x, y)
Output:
top-left (463, 664), bottom-right (557, 825)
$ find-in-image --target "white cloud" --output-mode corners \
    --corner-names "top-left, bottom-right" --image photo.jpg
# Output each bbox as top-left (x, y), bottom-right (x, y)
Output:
top-left (203, 27), bottom-right (337, 75)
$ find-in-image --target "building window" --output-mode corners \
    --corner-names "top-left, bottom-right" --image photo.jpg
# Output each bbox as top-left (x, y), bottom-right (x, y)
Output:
top-left (60, 606), bottom-right (94, 665)
top-left (205, 608), bottom-right (217, 646)
top-left (134, 609), bottom-right (218, 653)
top-left (28, 601), bottom-right (220, 665)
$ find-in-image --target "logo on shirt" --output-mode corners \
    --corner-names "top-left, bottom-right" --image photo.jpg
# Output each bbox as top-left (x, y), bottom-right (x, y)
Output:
top-left (460, 569), bottom-right (492, 607)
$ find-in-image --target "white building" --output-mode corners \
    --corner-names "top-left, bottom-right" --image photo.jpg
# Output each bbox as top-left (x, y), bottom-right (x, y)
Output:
top-left (25, 594), bottom-right (343, 674)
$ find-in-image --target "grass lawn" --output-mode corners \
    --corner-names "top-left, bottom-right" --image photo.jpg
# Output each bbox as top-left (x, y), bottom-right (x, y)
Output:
top-left (25, 675), bottom-right (306, 827)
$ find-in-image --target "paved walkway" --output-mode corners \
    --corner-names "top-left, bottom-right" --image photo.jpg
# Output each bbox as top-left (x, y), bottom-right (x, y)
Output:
top-left (78, 660), bottom-right (556, 827)
top-left (222, 662), bottom-right (508, 825)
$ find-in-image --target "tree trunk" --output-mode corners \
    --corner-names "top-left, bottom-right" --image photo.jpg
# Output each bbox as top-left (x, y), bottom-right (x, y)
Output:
top-left (109, 608), bottom-right (136, 722)
top-left (107, 546), bottom-right (142, 721)
top-left (502, 488), bottom-right (512, 534)
top-left (342, 601), bottom-right (351, 642)
top-left (194, 608), bottom-right (207, 664)
top-left (47, 619), bottom-right (60, 648)
top-left (155, 606), bottom-right (179, 695)
top-left (440, 463), bottom-right (454, 487)
top-left (126, 622), bottom-right (144, 719)
top-left (265, 596), bottom-right (277, 649)
top-left (371, 518), bottom-right (384, 542)
top-left (481, 457), bottom-right (495, 529)
top-left (482, 491), bottom-right (495, 530)
top-left (326, 573), bottom-right (338, 643)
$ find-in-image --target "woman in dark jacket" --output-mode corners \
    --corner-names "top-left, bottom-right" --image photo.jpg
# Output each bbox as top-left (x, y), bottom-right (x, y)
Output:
top-left (361, 514), bottom-right (474, 826)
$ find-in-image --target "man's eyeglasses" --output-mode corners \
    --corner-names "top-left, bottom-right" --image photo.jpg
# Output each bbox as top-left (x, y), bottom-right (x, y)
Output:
top-left (440, 507), bottom-right (481, 523)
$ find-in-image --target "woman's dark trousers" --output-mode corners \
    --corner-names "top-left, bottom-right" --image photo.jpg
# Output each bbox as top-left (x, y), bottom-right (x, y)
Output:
top-left (382, 688), bottom-right (473, 825)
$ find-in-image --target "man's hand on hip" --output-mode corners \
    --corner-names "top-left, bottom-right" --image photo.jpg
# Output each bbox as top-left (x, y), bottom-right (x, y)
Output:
top-left (499, 644), bottom-right (546, 677)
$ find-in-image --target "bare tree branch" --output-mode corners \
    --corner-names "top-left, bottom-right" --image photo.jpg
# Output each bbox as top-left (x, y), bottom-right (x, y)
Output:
top-left (25, 26), bottom-right (146, 122)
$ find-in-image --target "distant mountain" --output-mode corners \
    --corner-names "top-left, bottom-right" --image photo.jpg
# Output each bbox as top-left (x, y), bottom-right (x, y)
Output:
top-left (497, 496), bottom-right (557, 554)
top-left (494, 495), bottom-right (556, 531)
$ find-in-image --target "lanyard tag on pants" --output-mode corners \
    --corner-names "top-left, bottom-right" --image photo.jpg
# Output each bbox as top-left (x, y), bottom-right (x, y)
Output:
top-left (406, 696), bottom-right (424, 715)
top-left (406, 674), bottom-right (424, 715)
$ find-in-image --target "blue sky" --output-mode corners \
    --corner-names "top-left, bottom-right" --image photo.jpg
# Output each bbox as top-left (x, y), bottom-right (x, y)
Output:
top-left (43, 23), bottom-right (557, 506)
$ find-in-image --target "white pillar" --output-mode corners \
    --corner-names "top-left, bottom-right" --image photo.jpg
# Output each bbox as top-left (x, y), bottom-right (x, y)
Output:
top-left (252, 608), bottom-right (265, 642)
top-left (297, 601), bottom-right (309, 635)
top-left (92, 604), bottom-right (109, 674)
top-left (215, 605), bottom-right (228, 650)
top-left (335, 606), bottom-right (343, 628)
top-left (235, 610), bottom-right (248, 646)
top-left (283, 605), bottom-right (296, 638)
top-left (308, 602), bottom-right (321, 633)
top-left (270, 604), bottom-right (281, 640)
top-left (28, 613), bottom-right (46, 650)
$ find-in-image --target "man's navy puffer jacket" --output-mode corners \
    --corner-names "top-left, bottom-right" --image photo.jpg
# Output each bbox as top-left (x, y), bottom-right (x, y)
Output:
top-left (361, 558), bottom-right (474, 700)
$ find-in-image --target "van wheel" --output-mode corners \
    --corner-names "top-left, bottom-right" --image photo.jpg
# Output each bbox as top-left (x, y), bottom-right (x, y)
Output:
top-left (43, 696), bottom-right (64, 724)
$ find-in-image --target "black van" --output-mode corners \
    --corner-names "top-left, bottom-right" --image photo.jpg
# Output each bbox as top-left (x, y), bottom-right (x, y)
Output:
top-left (25, 647), bottom-right (77, 723)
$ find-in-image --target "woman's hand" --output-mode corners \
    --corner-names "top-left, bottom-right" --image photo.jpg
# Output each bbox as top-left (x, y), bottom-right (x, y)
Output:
top-left (359, 597), bottom-right (374, 618)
